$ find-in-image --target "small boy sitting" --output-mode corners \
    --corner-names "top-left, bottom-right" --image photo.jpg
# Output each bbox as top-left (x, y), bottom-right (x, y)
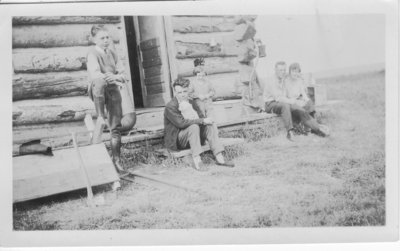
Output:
top-left (188, 58), bottom-right (216, 118)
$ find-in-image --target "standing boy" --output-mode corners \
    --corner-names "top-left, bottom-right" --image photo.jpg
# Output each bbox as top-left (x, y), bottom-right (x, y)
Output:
top-left (86, 24), bottom-right (125, 172)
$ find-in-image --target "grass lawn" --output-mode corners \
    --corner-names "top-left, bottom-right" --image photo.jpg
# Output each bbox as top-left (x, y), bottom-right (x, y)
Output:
top-left (13, 71), bottom-right (385, 230)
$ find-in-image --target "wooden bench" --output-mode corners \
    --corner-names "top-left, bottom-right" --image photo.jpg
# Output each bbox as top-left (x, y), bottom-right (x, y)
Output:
top-left (156, 137), bottom-right (245, 158)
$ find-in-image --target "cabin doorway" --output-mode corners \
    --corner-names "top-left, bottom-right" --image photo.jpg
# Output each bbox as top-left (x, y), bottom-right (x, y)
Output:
top-left (124, 16), bottom-right (174, 108)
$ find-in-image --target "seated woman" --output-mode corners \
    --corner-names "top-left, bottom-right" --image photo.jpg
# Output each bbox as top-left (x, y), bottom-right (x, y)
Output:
top-left (284, 62), bottom-right (315, 117)
top-left (284, 63), bottom-right (320, 135)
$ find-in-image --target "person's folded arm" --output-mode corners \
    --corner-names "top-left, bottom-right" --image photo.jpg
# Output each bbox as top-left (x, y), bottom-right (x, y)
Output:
top-left (269, 82), bottom-right (295, 105)
top-left (165, 104), bottom-right (204, 129)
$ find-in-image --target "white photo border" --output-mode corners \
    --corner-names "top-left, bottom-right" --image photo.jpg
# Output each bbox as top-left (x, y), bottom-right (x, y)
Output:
top-left (0, 0), bottom-right (398, 247)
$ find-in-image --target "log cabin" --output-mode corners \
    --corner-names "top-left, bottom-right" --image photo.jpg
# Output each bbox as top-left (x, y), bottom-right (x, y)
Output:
top-left (12, 15), bottom-right (269, 151)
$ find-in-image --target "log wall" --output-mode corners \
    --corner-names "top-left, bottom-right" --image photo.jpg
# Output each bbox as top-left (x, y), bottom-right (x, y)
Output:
top-left (12, 16), bottom-right (132, 128)
top-left (171, 16), bottom-right (242, 99)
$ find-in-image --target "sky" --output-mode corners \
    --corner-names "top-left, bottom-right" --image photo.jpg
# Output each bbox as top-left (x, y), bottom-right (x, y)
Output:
top-left (254, 14), bottom-right (385, 78)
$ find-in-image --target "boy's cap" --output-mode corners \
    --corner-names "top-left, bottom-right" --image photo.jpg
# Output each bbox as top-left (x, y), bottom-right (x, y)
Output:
top-left (194, 58), bottom-right (205, 67)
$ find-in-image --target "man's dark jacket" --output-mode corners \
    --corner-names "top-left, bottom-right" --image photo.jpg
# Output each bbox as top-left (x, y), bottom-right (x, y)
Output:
top-left (164, 97), bottom-right (204, 151)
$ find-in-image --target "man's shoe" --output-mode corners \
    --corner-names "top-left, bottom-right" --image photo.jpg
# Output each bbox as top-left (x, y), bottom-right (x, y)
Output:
top-left (216, 160), bottom-right (235, 168)
top-left (192, 161), bottom-right (208, 171)
top-left (286, 129), bottom-right (295, 141)
top-left (317, 124), bottom-right (330, 137)
top-left (114, 159), bottom-right (126, 173)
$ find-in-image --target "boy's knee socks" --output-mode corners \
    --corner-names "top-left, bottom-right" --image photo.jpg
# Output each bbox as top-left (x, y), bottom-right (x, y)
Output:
top-left (94, 97), bottom-right (106, 118)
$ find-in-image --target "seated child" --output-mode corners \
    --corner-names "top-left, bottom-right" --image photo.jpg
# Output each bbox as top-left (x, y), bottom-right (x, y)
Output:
top-left (284, 62), bottom-right (315, 117)
top-left (179, 100), bottom-right (199, 120)
top-left (188, 58), bottom-right (216, 118)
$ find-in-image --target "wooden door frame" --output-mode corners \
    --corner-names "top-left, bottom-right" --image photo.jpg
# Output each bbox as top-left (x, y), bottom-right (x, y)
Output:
top-left (119, 16), bottom-right (135, 103)
top-left (132, 16), bottom-right (147, 107)
top-left (162, 16), bottom-right (178, 97)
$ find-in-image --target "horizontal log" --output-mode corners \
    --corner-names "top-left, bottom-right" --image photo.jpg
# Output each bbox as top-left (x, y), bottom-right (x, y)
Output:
top-left (234, 15), bottom-right (258, 25)
top-left (172, 16), bottom-right (236, 33)
top-left (13, 93), bottom-right (144, 126)
top-left (12, 16), bottom-right (121, 25)
top-left (186, 72), bottom-right (242, 99)
top-left (173, 15), bottom-right (236, 18)
top-left (13, 96), bottom-right (96, 126)
top-left (176, 57), bottom-right (240, 77)
top-left (175, 41), bottom-right (237, 59)
top-left (13, 44), bottom-right (127, 73)
top-left (13, 71), bottom-right (89, 101)
top-left (174, 31), bottom-right (236, 45)
top-left (12, 24), bottom-right (122, 48)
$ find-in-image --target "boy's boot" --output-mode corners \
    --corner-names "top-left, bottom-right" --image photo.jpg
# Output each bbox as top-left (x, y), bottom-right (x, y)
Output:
top-left (111, 137), bottom-right (125, 173)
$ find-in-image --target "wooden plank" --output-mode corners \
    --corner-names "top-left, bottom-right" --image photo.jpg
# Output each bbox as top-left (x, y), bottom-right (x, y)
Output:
top-left (172, 16), bottom-right (236, 33)
top-left (13, 44), bottom-right (126, 73)
top-left (186, 72), bottom-right (242, 100)
top-left (145, 83), bottom-right (165, 95)
top-left (13, 143), bottom-right (119, 203)
top-left (12, 16), bottom-right (121, 25)
top-left (158, 137), bottom-right (245, 158)
top-left (13, 71), bottom-right (88, 101)
top-left (176, 57), bottom-right (239, 77)
top-left (12, 24), bottom-right (121, 48)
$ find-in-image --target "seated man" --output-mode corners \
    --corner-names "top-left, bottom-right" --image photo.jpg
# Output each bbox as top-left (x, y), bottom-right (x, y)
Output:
top-left (164, 78), bottom-right (234, 171)
top-left (263, 61), bottom-right (329, 140)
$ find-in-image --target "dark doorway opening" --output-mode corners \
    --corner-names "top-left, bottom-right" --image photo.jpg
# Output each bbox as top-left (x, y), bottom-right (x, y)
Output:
top-left (124, 16), bottom-right (144, 108)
